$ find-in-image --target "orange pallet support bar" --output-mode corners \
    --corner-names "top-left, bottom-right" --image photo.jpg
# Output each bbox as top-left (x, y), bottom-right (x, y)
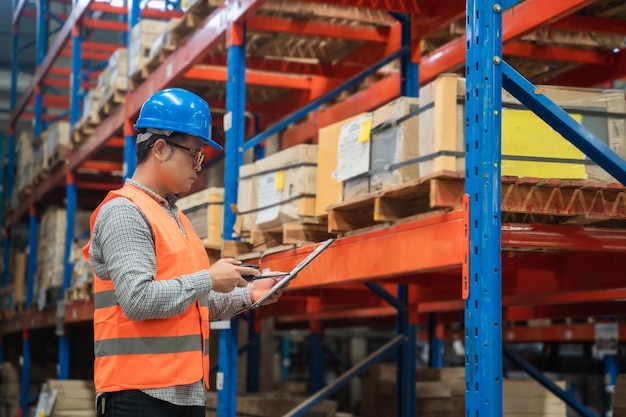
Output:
top-left (258, 210), bottom-right (466, 290)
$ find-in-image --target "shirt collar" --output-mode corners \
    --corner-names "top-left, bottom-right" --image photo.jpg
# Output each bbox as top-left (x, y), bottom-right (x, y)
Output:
top-left (126, 179), bottom-right (179, 206)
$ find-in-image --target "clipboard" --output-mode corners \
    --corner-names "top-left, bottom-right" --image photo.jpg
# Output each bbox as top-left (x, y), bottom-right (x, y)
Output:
top-left (250, 238), bottom-right (336, 309)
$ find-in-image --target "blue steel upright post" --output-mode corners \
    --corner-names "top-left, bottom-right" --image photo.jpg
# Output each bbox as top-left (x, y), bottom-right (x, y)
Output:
top-left (124, 0), bottom-right (141, 179)
top-left (58, 21), bottom-right (82, 380)
top-left (33, 0), bottom-right (49, 141)
top-left (464, 0), bottom-right (503, 416)
top-left (20, 207), bottom-right (39, 413)
top-left (395, 14), bottom-right (418, 417)
top-left (219, 19), bottom-right (247, 417)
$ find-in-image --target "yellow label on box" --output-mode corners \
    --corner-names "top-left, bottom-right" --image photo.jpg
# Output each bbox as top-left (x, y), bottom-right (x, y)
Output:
top-left (358, 119), bottom-right (372, 143)
top-left (275, 171), bottom-right (284, 190)
top-left (502, 109), bottom-right (586, 179)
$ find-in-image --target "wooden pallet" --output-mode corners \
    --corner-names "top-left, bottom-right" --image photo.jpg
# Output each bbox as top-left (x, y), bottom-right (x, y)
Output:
top-left (327, 172), bottom-right (626, 233)
top-left (327, 171), bottom-right (463, 233)
top-left (222, 218), bottom-right (336, 257)
top-left (46, 145), bottom-right (70, 170)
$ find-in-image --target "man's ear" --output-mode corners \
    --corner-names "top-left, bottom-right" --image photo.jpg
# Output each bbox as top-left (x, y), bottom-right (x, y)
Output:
top-left (152, 138), bottom-right (168, 162)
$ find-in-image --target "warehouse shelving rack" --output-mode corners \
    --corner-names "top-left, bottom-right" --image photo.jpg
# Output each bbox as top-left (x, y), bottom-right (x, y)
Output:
top-left (2, 0), bottom-right (626, 416)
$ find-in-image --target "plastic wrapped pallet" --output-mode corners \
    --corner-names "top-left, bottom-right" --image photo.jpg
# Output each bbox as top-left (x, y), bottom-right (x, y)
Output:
top-left (176, 187), bottom-right (224, 249)
top-left (34, 206), bottom-right (92, 310)
top-left (16, 131), bottom-right (34, 194)
top-left (80, 87), bottom-right (102, 125)
top-left (418, 73), bottom-right (626, 182)
top-left (128, 19), bottom-right (170, 76)
top-left (237, 144), bottom-right (317, 231)
top-left (42, 121), bottom-right (71, 169)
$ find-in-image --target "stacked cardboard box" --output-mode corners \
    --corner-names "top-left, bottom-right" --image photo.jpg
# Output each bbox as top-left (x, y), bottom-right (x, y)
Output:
top-left (360, 364), bottom-right (465, 417)
top-left (16, 131), bottom-right (35, 195)
top-left (177, 187), bottom-right (224, 249)
top-left (42, 121), bottom-right (71, 169)
top-left (34, 207), bottom-right (91, 310)
top-left (128, 19), bottom-right (171, 76)
top-left (97, 48), bottom-right (128, 110)
top-left (503, 379), bottom-right (567, 417)
top-left (36, 379), bottom-right (96, 417)
top-left (0, 362), bottom-right (20, 417)
top-left (237, 144), bottom-right (318, 231)
top-left (314, 77), bottom-right (626, 217)
top-left (418, 73), bottom-right (626, 182)
top-left (80, 87), bottom-right (102, 126)
top-left (205, 392), bottom-right (336, 417)
top-left (340, 97), bottom-right (421, 201)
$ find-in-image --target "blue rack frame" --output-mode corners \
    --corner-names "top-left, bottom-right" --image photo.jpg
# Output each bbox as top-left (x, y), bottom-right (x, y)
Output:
top-left (4, 1), bottom-right (626, 416)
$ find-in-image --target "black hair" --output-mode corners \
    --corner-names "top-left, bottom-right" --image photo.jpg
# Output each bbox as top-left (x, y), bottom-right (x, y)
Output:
top-left (135, 131), bottom-right (187, 165)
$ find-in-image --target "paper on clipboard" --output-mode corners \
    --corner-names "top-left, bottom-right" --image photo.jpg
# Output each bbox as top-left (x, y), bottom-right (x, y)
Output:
top-left (250, 238), bottom-right (336, 309)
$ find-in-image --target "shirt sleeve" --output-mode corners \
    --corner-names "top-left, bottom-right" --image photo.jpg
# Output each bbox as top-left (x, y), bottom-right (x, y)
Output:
top-left (91, 198), bottom-right (213, 321)
top-left (208, 287), bottom-right (252, 321)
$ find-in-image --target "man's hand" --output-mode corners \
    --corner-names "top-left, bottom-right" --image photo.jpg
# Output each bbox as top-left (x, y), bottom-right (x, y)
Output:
top-left (249, 272), bottom-right (289, 305)
top-left (209, 259), bottom-right (260, 293)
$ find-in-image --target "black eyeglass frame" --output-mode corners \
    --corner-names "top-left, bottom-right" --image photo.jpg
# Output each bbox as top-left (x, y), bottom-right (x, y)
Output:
top-left (163, 139), bottom-right (205, 168)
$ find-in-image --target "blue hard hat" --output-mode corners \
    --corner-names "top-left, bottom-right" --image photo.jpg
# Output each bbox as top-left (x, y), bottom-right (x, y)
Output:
top-left (134, 88), bottom-right (223, 150)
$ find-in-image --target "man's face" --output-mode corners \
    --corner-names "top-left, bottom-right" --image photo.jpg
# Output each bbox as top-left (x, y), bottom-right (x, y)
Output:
top-left (160, 135), bottom-right (204, 194)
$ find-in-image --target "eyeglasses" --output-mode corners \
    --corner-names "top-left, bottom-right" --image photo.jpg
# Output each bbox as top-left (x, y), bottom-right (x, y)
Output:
top-left (164, 140), bottom-right (205, 169)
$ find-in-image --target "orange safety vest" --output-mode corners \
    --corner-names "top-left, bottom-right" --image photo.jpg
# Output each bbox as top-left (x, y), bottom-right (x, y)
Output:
top-left (83, 184), bottom-right (211, 392)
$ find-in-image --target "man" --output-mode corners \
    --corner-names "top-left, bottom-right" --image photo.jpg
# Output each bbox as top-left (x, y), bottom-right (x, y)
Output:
top-left (84, 88), bottom-right (284, 416)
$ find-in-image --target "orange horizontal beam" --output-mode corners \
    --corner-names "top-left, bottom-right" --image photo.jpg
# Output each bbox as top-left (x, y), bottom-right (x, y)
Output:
top-left (107, 137), bottom-right (126, 147)
top-left (503, 42), bottom-right (611, 65)
top-left (258, 210), bottom-right (465, 290)
top-left (27, 95), bottom-right (70, 108)
top-left (280, 72), bottom-right (400, 148)
top-left (61, 48), bottom-right (109, 61)
top-left (285, 0), bottom-right (422, 13)
top-left (21, 112), bottom-right (69, 122)
top-left (89, 2), bottom-right (183, 19)
top-left (184, 66), bottom-right (315, 90)
top-left (550, 15), bottom-right (626, 35)
top-left (79, 161), bottom-right (123, 172)
top-left (43, 78), bottom-right (96, 89)
top-left (75, 40), bottom-right (121, 53)
top-left (420, 0), bottom-right (597, 84)
top-left (247, 15), bottom-right (391, 43)
top-left (83, 18), bottom-right (127, 31)
top-left (76, 181), bottom-right (121, 190)
top-left (501, 322), bottom-right (626, 343)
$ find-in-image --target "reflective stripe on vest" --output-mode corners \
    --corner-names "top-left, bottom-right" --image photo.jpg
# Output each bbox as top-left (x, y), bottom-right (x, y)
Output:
top-left (85, 184), bottom-right (211, 392)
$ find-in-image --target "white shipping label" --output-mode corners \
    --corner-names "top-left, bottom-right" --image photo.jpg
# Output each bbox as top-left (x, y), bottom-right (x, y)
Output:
top-left (336, 115), bottom-right (372, 182)
top-left (256, 172), bottom-right (281, 224)
top-left (595, 322), bottom-right (618, 356)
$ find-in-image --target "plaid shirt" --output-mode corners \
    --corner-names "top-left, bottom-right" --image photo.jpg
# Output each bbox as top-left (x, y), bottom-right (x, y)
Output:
top-left (89, 179), bottom-right (251, 406)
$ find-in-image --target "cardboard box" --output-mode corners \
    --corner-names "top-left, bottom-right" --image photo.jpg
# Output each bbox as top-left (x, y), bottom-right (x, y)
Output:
top-left (128, 19), bottom-right (170, 75)
top-left (315, 113), bottom-right (368, 216)
top-left (177, 187), bottom-right (224, 249)
top-left (238, 144), bottom-right (317, 230)
top-left (370, 96), bottom-right (420, 192)
top-left (419, 73), bottom-right (626, 182)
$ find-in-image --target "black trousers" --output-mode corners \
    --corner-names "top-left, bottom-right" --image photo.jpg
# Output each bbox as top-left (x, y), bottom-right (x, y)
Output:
top-left (98, 390), bottom-right (205, 417)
